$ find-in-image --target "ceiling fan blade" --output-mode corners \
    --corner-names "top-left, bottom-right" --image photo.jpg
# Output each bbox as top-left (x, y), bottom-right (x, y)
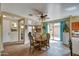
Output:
top-left (44, 15), bottom-right (47, 17)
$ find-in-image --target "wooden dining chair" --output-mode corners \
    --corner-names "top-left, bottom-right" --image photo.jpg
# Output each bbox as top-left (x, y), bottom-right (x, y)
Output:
top-left (39, 34), bottom-right (48, 49)
top-left (40, 34), bottom-right (50, 49)
top-left (28, 32), bottom-right (35, 54)
top-left (28, 32), bottom-right (40, 55)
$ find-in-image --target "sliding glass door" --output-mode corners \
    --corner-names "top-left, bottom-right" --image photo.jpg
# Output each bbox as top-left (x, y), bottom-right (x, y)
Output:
top-left (48, 22), bottom-right (61, 41)
top-left (53, 23), bottom-right (61, 41)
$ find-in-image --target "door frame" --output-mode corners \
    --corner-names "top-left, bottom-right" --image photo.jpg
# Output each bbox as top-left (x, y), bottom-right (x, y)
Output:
top-left (18, 18), bottom-right (25, 43)
top-left (48, 22), bottom-right (62, 41)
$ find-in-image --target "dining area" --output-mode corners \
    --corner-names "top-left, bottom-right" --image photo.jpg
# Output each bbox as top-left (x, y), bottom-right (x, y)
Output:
top-left (28, 29), bottom-right (50, 55)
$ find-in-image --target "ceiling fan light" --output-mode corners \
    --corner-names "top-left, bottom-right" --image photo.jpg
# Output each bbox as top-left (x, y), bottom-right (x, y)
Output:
top-left (3, 15), bottom-right (7, 17)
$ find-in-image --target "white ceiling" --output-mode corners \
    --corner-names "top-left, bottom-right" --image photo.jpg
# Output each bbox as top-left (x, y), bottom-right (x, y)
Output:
top-left (1, 3), bottom-right (79, 21)
top-left (1, 3), bottom-right (47, 17)
top-left (61, 3), bottom-right (79, 16)
top-left (61, 3), bottom-right (79, 9)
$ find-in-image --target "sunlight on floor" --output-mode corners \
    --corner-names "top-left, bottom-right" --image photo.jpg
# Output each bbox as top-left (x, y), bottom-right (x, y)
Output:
top-left (50, 40), bottom-right (58, 43)
top-left (54, 37), bottom-right (60, 40)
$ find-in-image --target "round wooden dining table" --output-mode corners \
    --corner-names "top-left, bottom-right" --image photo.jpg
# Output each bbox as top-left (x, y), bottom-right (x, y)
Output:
top-left (34, 34), bottom-right (47, 50)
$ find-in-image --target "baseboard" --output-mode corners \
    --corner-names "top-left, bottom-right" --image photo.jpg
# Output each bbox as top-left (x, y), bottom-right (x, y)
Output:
top-left (73, 53), bottom-right (79, 56)
top-left (24, 41), bottom-right (29, 44)
top-left (3, 41), bottom-right (24, 46)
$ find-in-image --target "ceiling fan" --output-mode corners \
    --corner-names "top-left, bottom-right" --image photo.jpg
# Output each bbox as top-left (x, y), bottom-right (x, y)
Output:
top-left (32, 9), bottom-right (50, 20)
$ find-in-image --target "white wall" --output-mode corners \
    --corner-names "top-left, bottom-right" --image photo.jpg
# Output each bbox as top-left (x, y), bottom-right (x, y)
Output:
top-left (24, 19), bottom-right (29, 44)
top-left (25, 29), bottom-right (29, 44)
top-left (3, 18), bottom-right (18, 43)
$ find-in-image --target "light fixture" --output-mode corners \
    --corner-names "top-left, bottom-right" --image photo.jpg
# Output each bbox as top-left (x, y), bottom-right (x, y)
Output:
top-left (14, 23), bottom-right (17, 27)
top-left (21, 26), bottom-right (24, 29)
top-left (65, 6), bottom-right (77, 11)
top-left (33, 26), bottom-right (35, 29)
top-left (3, 15), bottom-right (7, 18)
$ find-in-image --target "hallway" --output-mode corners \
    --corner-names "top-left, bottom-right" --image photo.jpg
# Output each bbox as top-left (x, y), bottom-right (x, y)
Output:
top-left (1, 40), bottom-right (70, 56)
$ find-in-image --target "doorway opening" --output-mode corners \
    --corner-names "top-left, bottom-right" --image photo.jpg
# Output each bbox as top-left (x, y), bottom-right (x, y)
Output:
top-left (48, 22), bottom-right (61, 42)
top-left (53, 23), bottom-right (61, 41)
top-left (18, 19), bottom-right (25, 43)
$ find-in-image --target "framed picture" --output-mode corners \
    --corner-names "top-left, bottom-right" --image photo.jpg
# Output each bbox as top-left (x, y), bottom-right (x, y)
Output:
top-left (10, 21), bottom-right (17, 32)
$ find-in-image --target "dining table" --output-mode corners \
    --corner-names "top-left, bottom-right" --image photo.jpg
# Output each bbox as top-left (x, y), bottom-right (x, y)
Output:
top-left (33, 33), bottom-right (47, 50)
